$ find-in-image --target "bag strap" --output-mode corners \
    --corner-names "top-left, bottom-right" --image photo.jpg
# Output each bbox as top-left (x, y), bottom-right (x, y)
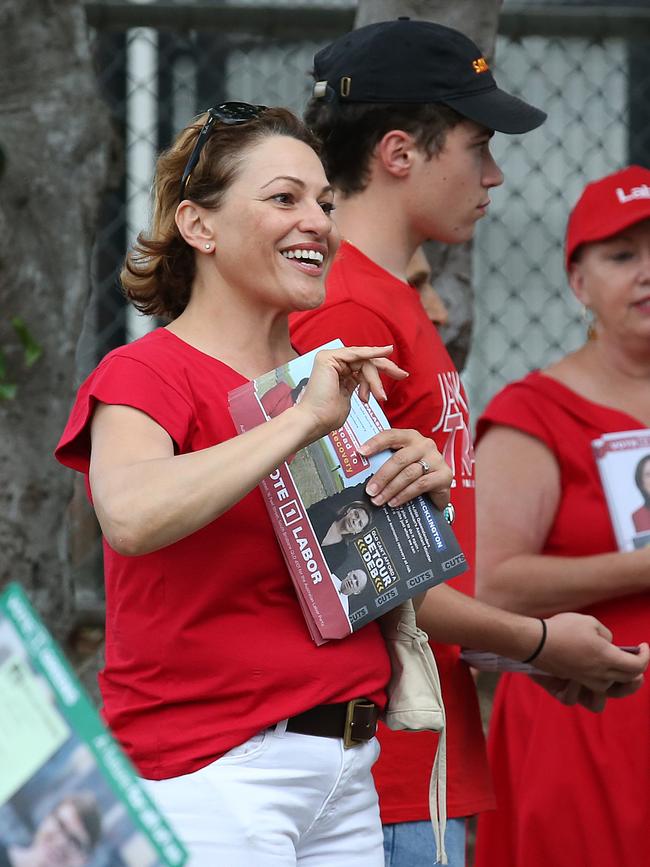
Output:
top-left (429, 722), bottom-right (448, 864)
top-left (391, 604), bottom-right (448, 863)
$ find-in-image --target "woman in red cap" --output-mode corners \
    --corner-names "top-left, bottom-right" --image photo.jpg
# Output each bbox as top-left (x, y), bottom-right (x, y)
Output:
top-left (473, 166), bottom-right (650, 867)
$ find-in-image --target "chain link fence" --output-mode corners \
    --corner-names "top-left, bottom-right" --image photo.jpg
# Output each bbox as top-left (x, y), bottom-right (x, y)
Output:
top-left (468, 26), bottom-right (643, 412)
top-left (72, 1), bottom-right (650, 609)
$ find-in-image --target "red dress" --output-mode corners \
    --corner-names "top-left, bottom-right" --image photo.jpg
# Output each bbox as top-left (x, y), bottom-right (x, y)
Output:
top-left (474, 371), bottom-right (650, 867)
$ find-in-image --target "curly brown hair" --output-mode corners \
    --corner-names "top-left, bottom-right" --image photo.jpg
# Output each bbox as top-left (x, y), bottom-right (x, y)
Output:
top-left (120, 107), bottom-right (320, 321)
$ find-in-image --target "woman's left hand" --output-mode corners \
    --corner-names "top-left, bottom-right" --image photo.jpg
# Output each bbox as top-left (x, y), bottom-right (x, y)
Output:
top-left (358, 428), bottom-right (452, 511)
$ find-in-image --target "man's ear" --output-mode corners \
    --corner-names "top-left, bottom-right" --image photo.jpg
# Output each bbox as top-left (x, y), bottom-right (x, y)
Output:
top-left (376, 130), bottom-right (416, 179)
top-left (175, 201), bottom-right (215, 252)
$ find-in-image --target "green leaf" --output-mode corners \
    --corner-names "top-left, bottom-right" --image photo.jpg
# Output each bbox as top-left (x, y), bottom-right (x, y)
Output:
top-left (0, 382), bottom-right (17, 400)
top-left (11, 317), bottom-right (42, 367)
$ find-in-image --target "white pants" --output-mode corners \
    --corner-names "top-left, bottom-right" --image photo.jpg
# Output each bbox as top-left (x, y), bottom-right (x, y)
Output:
top-left (142, 723), bottom-right (384, 866)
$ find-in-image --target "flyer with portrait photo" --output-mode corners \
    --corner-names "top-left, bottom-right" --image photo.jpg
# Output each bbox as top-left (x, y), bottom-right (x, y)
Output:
top-left (0, 583), bottom-right (188, 867)
top-left (228, 339), bottom-right (467, 644)
top-left (592, 429), bottom-right (650, 552)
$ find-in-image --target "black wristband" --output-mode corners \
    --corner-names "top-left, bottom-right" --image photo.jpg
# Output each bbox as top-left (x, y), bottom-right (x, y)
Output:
top-left (521, 618), bottom-right (547, 664)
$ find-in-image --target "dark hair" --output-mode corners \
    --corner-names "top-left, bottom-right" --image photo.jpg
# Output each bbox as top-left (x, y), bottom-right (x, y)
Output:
top-left (568, 245), bottom-right (585, 267)
top-left (304, 99), bottom-right (463, 195)
top-left (121, 107), bottom-right (320, 320)
top-left (290, 377), bottom-right (310, 403)
top-left (635, 454), bottom-right (650, 507)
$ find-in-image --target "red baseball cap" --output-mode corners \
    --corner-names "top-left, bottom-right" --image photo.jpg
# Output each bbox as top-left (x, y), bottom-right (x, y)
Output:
top-left (565, 165), bottom-right (650, 271)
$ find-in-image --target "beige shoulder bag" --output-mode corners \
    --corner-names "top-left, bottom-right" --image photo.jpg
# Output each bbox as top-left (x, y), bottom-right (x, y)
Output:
top-left (378, 599), bottom-right (447, 865)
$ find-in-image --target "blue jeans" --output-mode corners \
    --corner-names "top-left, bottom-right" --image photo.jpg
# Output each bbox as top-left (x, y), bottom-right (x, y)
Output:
top-left (383, 817), bottom-right (467, 867)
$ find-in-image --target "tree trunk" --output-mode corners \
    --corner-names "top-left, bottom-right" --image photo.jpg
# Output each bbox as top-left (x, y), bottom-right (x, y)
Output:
top-left (0, 1), bottom-right (110, 643)
top-left (355, 0), bottom-right (502, 370)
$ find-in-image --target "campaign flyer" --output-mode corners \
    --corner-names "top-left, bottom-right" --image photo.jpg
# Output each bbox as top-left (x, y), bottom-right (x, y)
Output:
top-left (0, 583), bottom-right (187, 866)
top-left (592, 429), bottom-right (650, 552)
top-left (228, 340), bottom-right (467, 643)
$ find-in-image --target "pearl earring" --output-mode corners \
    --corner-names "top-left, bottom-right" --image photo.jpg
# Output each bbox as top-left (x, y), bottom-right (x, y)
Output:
top-left (204, 243), bottom-right (211, 250)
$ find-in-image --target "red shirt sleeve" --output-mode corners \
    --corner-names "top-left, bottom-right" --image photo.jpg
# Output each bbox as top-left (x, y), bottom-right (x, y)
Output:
top-left (55, 355), bottom-right (195, 473)
top-left (475, 379), bottom-right (557, 451)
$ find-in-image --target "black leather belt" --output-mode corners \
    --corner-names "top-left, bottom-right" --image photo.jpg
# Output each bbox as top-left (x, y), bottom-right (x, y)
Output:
top-left (286, 699), bottom-right (379, 749)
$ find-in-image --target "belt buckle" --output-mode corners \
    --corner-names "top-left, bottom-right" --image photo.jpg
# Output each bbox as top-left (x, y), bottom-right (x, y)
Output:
top-left (343, 698), bottom-right (372, 749)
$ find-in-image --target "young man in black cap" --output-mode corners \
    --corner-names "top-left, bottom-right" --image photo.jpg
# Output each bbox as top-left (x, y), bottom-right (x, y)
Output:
top-left (290, 18), bottom-right (649, 867)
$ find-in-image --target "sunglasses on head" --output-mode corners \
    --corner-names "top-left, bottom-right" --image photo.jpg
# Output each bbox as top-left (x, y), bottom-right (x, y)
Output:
top-left (179, 101), bottom-right (267, 200)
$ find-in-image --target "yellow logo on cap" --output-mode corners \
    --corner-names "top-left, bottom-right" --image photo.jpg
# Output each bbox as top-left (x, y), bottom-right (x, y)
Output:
top-left (472, 57), bottom-right (489, 74)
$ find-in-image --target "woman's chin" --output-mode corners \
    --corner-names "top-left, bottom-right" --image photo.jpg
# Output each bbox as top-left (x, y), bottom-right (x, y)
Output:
top-left (293, 286), bottom-right (326, 312)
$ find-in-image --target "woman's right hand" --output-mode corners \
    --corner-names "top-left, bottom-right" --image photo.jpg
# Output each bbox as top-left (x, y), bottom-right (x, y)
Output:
top-left (292, 345), bottom-right (408, 439)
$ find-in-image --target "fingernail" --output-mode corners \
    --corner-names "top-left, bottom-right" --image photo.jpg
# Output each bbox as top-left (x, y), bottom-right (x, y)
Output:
top-left (366, 482), bottom-right (378, 495)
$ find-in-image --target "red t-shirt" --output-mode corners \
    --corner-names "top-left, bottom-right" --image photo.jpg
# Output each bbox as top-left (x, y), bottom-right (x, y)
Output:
top-left (290, 242), bottom-right (494, 821)
top-left (55, 327), bottom-right (390, 780)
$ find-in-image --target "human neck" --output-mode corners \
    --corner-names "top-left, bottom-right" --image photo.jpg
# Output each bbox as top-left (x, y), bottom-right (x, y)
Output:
top-left (579, 333), bottom-right (650, 381)
top-left (166, 275), bottom-right (295, 379)
top-left (547, 334), bottom-right (650, 425)
top-left (322, 523), bottom-right (343, 545)
top-left (333, 187), bottom-right (419, 282)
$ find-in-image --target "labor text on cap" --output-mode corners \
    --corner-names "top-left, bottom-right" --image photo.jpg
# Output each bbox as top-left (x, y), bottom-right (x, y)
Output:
top-left (617, 183), bottom-right (650, 204)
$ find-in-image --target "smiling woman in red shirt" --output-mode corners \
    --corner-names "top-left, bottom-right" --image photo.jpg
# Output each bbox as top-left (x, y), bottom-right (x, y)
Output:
top-left (55, 103), bottom-right (451, 867)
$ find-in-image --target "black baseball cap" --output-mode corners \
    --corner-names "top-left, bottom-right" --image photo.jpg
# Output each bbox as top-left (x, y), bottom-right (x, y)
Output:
top-left (312, 18), bottom-right (546, 135)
